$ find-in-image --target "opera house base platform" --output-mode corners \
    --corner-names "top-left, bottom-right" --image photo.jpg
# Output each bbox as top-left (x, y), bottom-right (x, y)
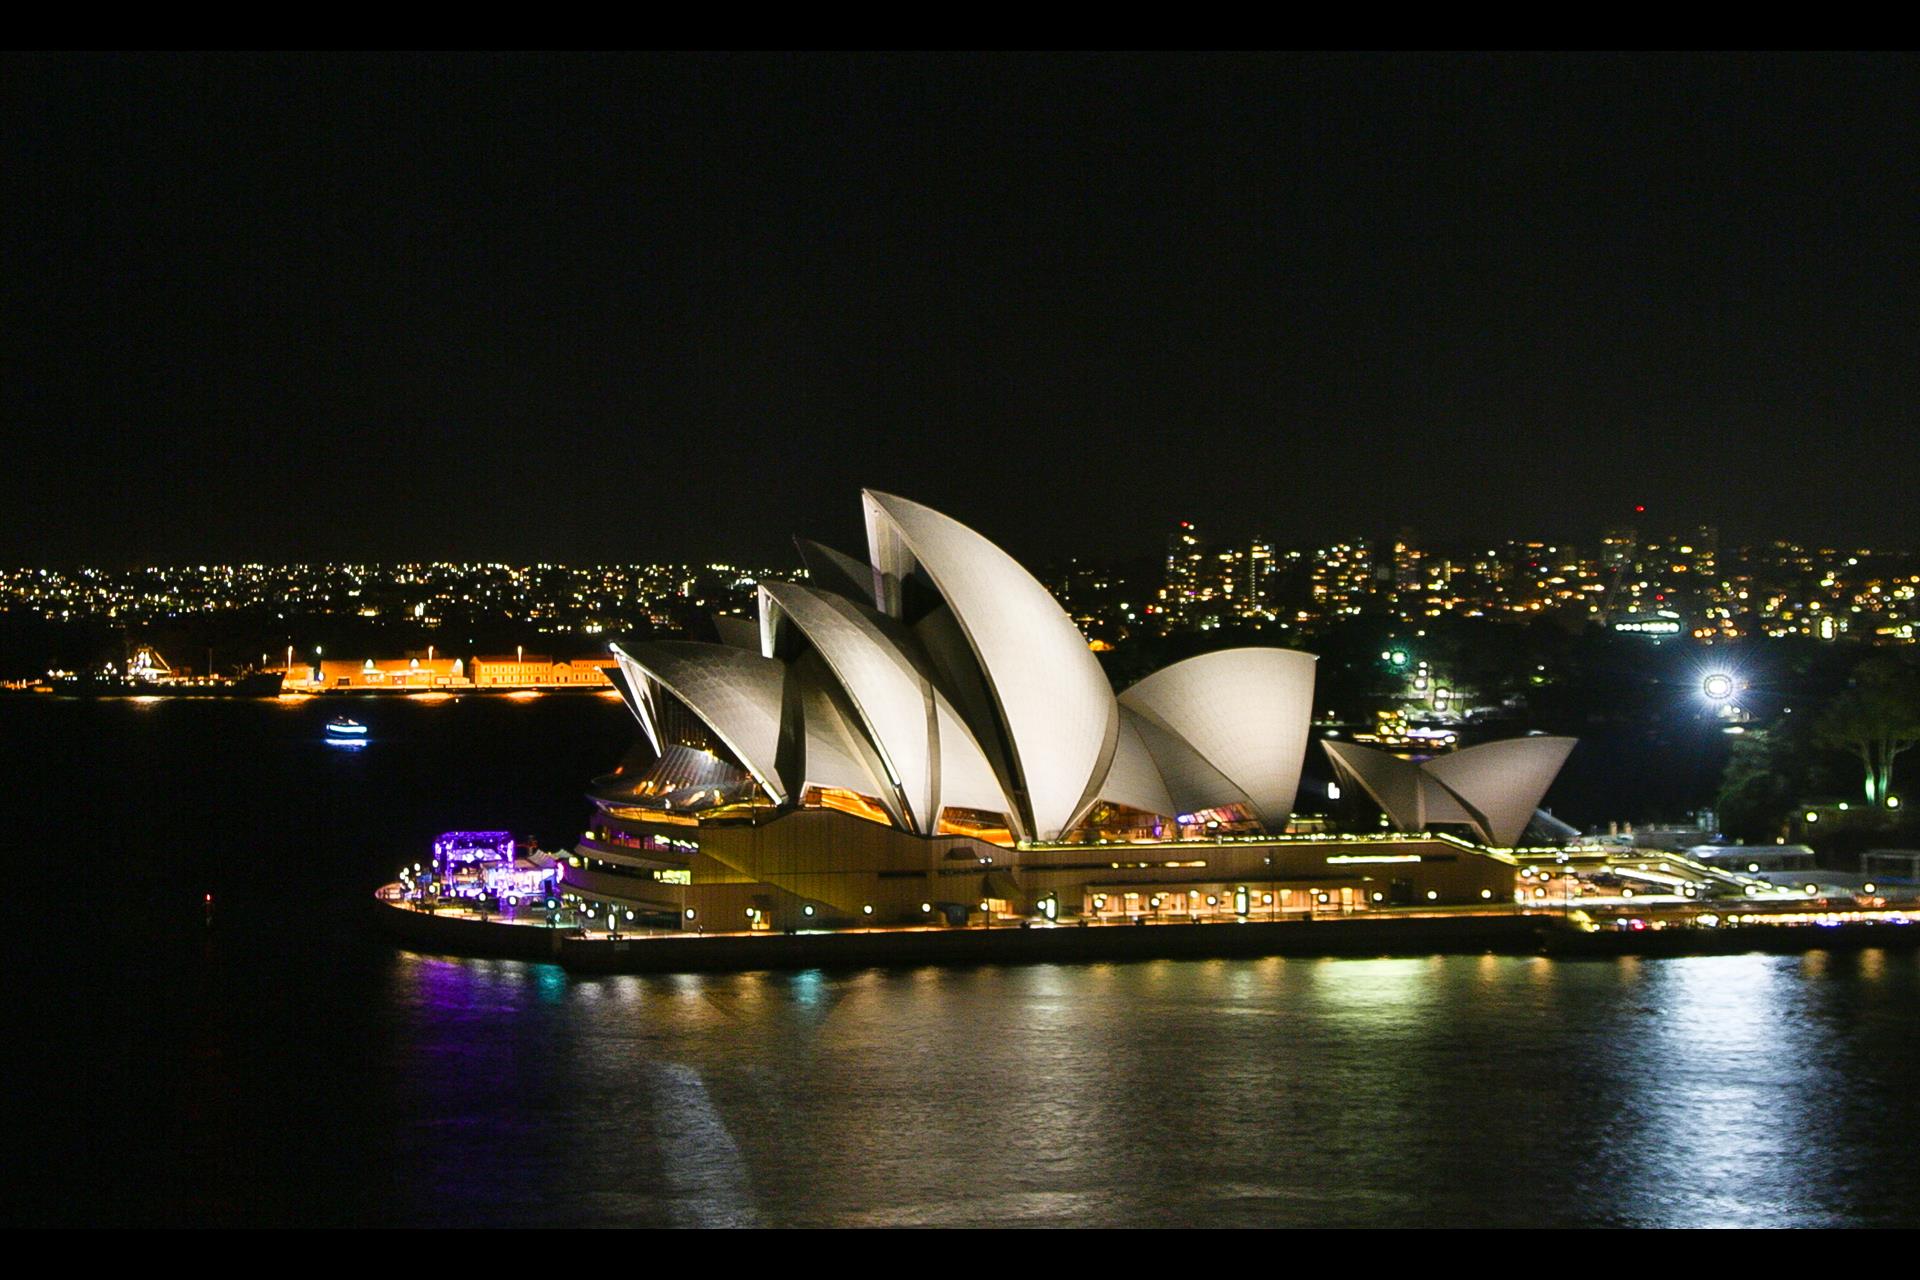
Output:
top-left (369, 892), bottom-right (1920, 974)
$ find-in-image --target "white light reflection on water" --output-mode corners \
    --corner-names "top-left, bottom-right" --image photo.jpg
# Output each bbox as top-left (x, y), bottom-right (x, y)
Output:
top-left (369, 949), bottom-right (1920, 1227)
top-left (1589, 954), bottom-right (1857, 1226)
top-left (646, 1062), bottom-right (758, 1227)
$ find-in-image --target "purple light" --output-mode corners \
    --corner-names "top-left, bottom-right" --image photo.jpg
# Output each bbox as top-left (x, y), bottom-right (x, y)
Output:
top-left (423, 830), bottom-right (554, 906)
top-left (432, 830), bottom-right (517, 878)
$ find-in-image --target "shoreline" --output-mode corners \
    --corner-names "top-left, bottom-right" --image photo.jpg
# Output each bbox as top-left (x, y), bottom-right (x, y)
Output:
top-left (369, 894), bottom-right (1920, 974)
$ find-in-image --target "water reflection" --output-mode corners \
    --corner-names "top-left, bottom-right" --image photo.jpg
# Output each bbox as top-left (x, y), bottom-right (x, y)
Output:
top-left (1576, 953), bottom-right (1881, 1226)
top-left (355, 948), bottom-right (1915, 1225)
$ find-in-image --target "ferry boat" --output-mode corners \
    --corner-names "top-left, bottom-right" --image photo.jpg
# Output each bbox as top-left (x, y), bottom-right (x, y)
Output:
top-left (325, 716), bottom-right (370, 742)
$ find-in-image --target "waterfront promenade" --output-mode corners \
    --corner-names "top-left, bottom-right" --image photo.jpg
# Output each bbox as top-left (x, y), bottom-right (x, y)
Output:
top-left (371, 890), bottom-right (1920, 974)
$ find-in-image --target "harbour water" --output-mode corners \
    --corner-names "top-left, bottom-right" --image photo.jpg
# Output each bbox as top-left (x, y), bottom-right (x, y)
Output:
top-left (7, 696), bottom-right (1918, 1227)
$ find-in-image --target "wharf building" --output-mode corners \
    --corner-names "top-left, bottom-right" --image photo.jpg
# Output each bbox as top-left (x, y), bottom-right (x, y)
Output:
top-left (281, 653), bottom-right (615, 692)
top-left (283, 655), bottom-right (468, 691)
top-left (469, 654), bottom-right (616, 688)
top-left (561, 492), bottom-right (1578, 932)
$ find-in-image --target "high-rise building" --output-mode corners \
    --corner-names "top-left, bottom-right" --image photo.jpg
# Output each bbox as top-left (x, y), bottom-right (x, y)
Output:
top-left (1160, 521), bottom-right (1206, 629)
top-left (1391, 530), bottom-right (1426, 620)
top-left (1598, 526), bottom-right (1639, 622)
top-left (1600, 526), bottom-right (1638, 573)
top-left (1310, 539), bottom-right (1375, 619)
top-left (1206, 547), bottom-right (1242, 627)
top-left (1240, 538), bottom-right (1276, 621)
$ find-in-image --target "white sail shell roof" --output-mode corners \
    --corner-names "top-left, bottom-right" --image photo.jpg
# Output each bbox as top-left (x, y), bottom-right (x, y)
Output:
top-left (1321, 740), bottom-right (1477, 832)
top-left (862, 490), bottom-right (1118, 841)
top-left (760, 579), bottom-right (1016, 831)
top-left (1098, 707), bottom-right (1179, 819)
top-left (608, 646), bottom-right (662, 754)
top-left (1119, 648), bottom-right (1317, 828)
top-left (932, 699), bottom-right (1010, 816)
top-left (794, 538), bottom-right (878, 606)
top-left (759, 582), bottom-right (941, 829)
top-left (1321, 739), bottom-right (1427, 831)
top-left (613, 495), bottom-right (1336, 841)
top-left (792, 659), bottom-right (903, 822)
top-left (711, 614), bottom-right (759, 649)
top-left (609, 641), bottom-right (789, 805)
top-left (1322, 736), bottom-right (1576, 847)
top-left (1423, 736), bottom-right (1577, 847)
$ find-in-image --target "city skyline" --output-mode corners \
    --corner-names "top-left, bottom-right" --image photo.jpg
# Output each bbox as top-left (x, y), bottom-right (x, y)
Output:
top-left (5, 514), bottom-right (1916, 651)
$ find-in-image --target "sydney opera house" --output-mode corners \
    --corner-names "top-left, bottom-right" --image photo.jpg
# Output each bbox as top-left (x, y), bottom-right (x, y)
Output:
top-left (563, 492), bottom-right (1577, 931)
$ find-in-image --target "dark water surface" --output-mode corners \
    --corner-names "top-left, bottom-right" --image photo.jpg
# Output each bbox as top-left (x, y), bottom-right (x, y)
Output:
top-left (6, 696), bottom-right (1918, 1227)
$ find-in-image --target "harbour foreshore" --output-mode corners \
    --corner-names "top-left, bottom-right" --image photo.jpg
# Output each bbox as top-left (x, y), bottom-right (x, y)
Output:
top-left (370, 892), bottom-right (1920, 973)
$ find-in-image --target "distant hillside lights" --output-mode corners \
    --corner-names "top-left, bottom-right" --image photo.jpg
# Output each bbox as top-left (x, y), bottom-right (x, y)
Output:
top-left (2, 535), bottom-right (1916, 647)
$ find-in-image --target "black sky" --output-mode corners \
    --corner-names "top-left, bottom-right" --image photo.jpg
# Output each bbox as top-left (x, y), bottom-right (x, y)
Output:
top-left (3, 52), bottom-right (1915, 568)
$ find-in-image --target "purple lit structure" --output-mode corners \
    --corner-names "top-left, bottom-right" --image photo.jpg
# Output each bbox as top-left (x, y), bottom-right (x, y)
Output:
top-left (433, 830), bottom-right (518, 879)
top-left (429, 830), bottom-right (557, 907)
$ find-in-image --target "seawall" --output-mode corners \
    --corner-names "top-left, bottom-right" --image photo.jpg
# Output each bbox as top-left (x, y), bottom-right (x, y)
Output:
top-left (372, 896), bottom-right (1920, 974)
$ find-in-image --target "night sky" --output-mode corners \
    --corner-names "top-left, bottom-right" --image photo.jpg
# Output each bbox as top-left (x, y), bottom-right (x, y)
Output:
top-left (4, 52), bottom-right (1915, 568)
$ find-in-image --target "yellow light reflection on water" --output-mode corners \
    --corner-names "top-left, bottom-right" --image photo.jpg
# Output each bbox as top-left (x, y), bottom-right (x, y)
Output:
top-left (1303, 955), bottom-right (1443, 1028)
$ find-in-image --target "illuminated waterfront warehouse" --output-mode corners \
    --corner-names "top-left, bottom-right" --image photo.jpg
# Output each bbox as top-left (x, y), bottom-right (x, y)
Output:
top-left (567, 492), bottom-right (1578, 930)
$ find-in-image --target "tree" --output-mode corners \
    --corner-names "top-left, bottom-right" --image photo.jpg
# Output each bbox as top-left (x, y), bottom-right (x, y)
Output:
top-left (1816, 657), bottom-right (1920, 807)
top-left (1715, 729), bottom-right (1798, 843)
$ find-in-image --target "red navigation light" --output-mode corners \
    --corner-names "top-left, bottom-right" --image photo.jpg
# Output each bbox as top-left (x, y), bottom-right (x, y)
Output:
top-left (1634, 505), bottom-right (1645, 513)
